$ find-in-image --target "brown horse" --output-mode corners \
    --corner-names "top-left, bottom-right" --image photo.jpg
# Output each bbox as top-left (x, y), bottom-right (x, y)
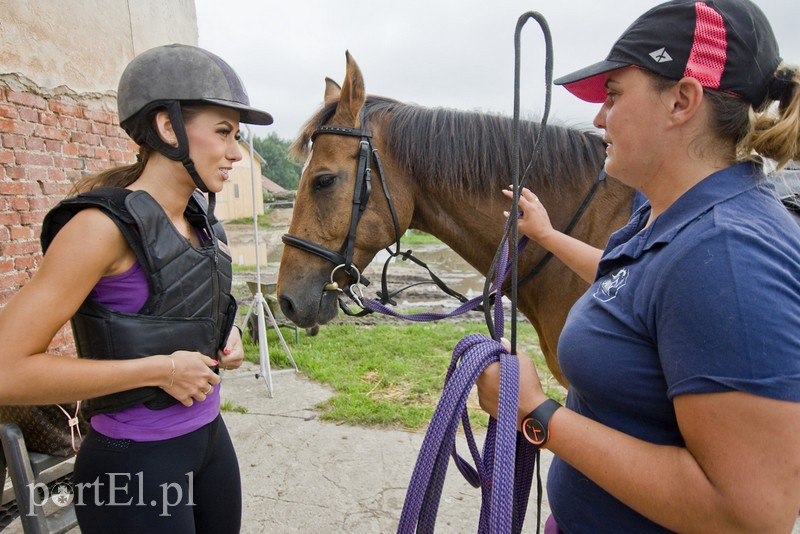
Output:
top-left (277, 52), bottom-right (634, 386)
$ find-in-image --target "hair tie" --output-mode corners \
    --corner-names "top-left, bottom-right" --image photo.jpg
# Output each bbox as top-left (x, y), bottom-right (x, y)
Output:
top-left (136, 151), bottom-right (143, 163)
top-left (767, 68), bottom-right (795, 102)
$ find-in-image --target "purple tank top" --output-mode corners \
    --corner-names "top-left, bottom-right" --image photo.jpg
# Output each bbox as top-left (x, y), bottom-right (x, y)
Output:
top-left (89, 260), bottom-right (220, 442)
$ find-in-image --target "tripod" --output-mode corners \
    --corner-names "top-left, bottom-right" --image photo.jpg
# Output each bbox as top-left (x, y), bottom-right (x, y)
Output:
top-left (241, 126), bottom-right (298, 397)
top-left (241, 288), bottom-right (298, 398)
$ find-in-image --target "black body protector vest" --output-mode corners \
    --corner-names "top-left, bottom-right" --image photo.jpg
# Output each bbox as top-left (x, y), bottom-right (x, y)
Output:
top-left (41, 187), bottom-right (237, 418)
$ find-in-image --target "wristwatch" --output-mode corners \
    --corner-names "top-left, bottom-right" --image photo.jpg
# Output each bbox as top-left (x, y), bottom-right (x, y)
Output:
top-left (521, 398), bottom-right (562, 448)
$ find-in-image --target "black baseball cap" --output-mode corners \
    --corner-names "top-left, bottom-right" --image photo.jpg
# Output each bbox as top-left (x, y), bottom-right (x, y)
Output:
top-left (554, 0), bottom-right (781, 107)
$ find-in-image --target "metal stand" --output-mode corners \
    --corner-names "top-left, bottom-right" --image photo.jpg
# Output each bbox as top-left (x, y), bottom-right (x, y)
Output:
top-left (240, 291), bottom-right (298, 398)
top-left (241, 126), bottom-right (298, 397)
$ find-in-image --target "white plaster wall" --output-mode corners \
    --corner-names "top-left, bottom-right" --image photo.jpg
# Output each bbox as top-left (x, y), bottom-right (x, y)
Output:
top-left (0, 0), bottom-right (198, 94)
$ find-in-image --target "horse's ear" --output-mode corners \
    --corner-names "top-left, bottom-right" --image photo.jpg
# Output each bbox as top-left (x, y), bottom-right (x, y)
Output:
top-left (332, 50), bottom-right (366, 127)
top-left (324, 77), bottom-right (341, 105)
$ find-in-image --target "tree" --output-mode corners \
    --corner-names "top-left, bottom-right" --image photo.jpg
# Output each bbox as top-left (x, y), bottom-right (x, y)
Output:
top-left (253, 133), bottom-right (303, 190)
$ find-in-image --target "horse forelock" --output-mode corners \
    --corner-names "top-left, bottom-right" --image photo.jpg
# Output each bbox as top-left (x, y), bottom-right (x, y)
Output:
top-left (291, 97), bottom-right (606, 199)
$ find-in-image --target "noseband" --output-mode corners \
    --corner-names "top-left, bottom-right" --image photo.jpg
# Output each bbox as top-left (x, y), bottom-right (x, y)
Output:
top-left (281, 121), bottom-right (404, 299)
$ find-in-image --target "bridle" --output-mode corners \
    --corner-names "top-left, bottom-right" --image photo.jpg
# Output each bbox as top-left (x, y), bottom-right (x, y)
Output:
top-left (281, 119), bottom-right (404, 305)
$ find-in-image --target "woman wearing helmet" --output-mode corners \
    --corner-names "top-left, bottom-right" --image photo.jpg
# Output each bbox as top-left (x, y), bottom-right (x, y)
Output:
top-left (0, 44), bottom-right (272, 532)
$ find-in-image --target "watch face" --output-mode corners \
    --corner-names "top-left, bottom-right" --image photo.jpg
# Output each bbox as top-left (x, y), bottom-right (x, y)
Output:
top-left (523, 418), bottom-right (547, 446)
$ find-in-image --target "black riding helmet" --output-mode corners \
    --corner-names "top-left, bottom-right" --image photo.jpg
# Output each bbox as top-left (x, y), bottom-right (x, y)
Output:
top-left (117, 44), bottom-right (273, 217)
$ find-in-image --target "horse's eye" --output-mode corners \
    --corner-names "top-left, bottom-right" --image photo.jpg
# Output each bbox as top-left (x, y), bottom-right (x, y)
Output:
top-left (315, 175), bottom-right (336, 190)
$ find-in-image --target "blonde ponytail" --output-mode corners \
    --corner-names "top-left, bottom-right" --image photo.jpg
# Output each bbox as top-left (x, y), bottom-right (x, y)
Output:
top-left (740, 65), bottom-right (800, 170)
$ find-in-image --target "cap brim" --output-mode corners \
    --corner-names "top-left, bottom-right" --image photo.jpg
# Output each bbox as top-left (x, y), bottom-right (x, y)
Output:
top-left (201, 97), bottom-right (274, 125)
top-left (554, 59), bottom-right (630, 103)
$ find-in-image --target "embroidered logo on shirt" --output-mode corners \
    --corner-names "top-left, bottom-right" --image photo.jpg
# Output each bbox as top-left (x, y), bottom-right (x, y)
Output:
top-left (594, 267), bottom-right (628, 302)
top-left (649, 47), bottom-right (673, 63)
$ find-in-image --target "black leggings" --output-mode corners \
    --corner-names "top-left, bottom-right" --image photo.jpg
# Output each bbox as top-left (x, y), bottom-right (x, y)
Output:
top-left (72, 414), bottom-right (241, 534)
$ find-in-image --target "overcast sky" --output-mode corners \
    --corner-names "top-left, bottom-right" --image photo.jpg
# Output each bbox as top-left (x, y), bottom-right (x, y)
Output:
top-left (195, 0), bottom-right (800, 141)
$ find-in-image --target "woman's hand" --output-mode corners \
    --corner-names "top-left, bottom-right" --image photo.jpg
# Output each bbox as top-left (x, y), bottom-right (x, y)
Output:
top-left (218, 326), bottom-right (244, 371)
top-left (158, 351), bottom-right (221, 406)
top-left (476, 338), bottom-right (550, 428)
top-left (502, 186), bottom-right (556, 244)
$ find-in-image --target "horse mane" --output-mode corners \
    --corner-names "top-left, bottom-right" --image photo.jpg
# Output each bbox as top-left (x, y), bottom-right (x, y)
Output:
top-left (291, 96), bottom-right (606, 197)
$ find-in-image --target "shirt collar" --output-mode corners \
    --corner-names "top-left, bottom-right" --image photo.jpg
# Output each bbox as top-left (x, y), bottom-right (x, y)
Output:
top-left (598, 162), bottom-right (765, 274)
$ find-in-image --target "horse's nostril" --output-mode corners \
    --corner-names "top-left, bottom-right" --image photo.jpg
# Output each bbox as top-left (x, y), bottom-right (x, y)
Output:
top-left (278, 295), bottom-right (295, 320)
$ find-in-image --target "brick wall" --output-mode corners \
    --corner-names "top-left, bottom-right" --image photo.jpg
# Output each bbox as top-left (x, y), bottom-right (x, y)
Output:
top-left (0, 73), bottom-right (137, 356)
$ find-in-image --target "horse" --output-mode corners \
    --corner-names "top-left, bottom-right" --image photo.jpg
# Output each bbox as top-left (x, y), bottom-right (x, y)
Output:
top-left (277, 52), bottom-right (634, 386)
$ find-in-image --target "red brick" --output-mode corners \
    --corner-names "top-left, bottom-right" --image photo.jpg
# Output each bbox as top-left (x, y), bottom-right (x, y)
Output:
top-left (0, 118), bottom-right (34, 135)
top-left (2, 134), bottom-right (25, 148)
top-left (94, 147), bottom-right (109, 159)
top-left (18, 107), bottom-right (38, 122)
top-left (58, 116), bottom-right (76, 130)
top-left (34, 124), bottom-right (70, 141)
top-left (4, 166), bottom-right (25, 179)
top-left (52, 156), bottom-right (84, 170)
top-left (49, 100), bottom-right (83, 117)
top-left (25, 167), bottom-right (48, 181)
top-left (0, 149), bottom-right (12, 164)
top-left (44, 140), bottom-right (63, 153)
top-left (0, 258), bottom-right (12, 273)
top-left (21, 210), bottom-right (46, 225)
top-left (47, 167), bottom-right (66, 182)
top-left (15, 151), bottom-right (53, 166)
top-left (10, 197), bottom-right (30, 211)
top-left (40, 181), bottom-right (72, 196)
top-left (29, 196), bottom-right (54, 210)
top-left (39, 111), bottom-right (58, 126)
top-left (10, 225), bottom-right (33, 240)
top-left (1, 240), bottom-right (39, 256)
top-left (0, 181), bottom-right (38, 195)
top-left (75, 119), bottom-right (91, 133)
top-left (6, 90), bottom-right (47, 110)
top-left (77, 145), bottom-right (95, 158)
top-left (62, 143), bottom-right (80, 156)
top-left (0, 211), bottom-right (21, 225)
top-left (83, 109), bottom-right (113, 124)
top-left (25, 137), bottom-right (44, 151)
top-left (14, 255), bottom-right (39, 271)
top-left (71, 131), bottom-right (100, 145)
top-left (0, 104), bottom-right (19, 119)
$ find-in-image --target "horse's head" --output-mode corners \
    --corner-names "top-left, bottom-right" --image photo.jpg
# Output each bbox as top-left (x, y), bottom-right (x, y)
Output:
top-left (278, 52), bottom-right (413, 329)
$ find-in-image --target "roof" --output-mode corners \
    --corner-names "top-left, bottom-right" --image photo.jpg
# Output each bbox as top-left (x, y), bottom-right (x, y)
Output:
top-left (261, 175), bottom-right (286, 193)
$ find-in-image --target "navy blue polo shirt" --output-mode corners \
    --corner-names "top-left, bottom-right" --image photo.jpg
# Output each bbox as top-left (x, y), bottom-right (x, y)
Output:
top-left (548, 162), bottom-right (800, 533)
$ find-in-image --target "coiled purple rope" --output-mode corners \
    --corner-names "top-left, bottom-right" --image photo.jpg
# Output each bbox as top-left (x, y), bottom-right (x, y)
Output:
top-left (397, 239), bottom-right (539, 534)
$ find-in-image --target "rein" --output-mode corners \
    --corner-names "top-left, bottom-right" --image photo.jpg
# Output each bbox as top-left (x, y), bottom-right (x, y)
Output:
top-left (398, 12), bottom-right (556, 534)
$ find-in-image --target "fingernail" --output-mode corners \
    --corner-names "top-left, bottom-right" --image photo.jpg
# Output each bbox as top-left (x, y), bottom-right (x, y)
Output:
top-left (224, 348), bottom-right (231, 355)
top-left (212, 359), bottom-right (219, 365)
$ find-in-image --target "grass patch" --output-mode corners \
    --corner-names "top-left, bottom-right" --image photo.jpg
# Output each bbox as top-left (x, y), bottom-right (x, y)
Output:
top-left (242, 319), bottom-right (565, 429)
top-left (220, 399), bottom-right (248, 414)
top-left (400, 230), bottom-right (442, 245)
top-left (226, 212), bottom-right (272, 226)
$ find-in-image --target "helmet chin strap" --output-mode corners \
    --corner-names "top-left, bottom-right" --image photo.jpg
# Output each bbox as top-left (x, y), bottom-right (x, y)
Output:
top-left (142, 101), bottom-right (218, 224)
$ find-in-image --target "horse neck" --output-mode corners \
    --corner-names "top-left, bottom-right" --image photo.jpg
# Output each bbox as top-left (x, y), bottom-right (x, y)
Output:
top-left (409, 184), bottom-right (520, 276)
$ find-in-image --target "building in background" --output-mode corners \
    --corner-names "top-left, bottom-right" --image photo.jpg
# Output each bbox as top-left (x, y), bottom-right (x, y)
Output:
top-left (0, 0), bottom-right (198, 355)
top-left (214, 138), bottom-right (266, 222)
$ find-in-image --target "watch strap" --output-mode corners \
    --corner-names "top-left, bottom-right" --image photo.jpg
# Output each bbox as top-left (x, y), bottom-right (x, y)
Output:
top-left (521, 398), bottom-right (562, 448)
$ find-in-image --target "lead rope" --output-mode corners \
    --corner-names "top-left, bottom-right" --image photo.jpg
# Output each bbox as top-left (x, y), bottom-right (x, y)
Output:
top-left (397, 12), bottom-right (553, 534)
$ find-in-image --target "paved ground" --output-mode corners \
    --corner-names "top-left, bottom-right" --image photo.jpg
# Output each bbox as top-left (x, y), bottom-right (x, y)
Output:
top-left (222, 362), bottom-right (553, 533)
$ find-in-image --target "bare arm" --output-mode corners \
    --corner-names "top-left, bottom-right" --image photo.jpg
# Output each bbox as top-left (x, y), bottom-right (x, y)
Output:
top-left (478, 357), bottom-right (800, 533)
top-left (0, 208), bottom-right (220, 406)
top-left (503, 187), bottom-right (602, 283)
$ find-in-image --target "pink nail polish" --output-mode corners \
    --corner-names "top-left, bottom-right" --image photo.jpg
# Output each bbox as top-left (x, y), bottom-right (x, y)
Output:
top-left (224, 348), bottom-right (231, 355)
top-left (212, 359), bottom-right (219, 365)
